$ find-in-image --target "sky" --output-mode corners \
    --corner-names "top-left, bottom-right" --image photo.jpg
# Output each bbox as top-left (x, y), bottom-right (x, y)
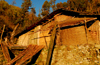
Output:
top-left (5, 0), bottom-right (67, 16)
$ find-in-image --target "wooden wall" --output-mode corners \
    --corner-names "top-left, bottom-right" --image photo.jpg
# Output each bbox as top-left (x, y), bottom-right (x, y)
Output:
top-left (17, 25), bottom-right (51, 46)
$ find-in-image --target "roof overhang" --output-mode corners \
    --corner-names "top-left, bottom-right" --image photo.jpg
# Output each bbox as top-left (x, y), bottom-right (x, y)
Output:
top-left (42, 17), bottom-right (97, 30)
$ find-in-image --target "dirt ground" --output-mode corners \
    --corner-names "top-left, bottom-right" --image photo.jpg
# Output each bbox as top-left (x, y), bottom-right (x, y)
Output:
top-left (35, 44), bottom-right (100, 65)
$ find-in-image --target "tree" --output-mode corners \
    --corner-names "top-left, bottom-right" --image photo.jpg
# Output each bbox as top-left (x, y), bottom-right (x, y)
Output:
top-left (41, 0), bottom-right (50, 17)
top-left (50, 0), bottom-right (56, 11)
top-left (67, 0), bottom-right (88, 11)
top-left (31, 8), bottom-right (36, 14)
top-left (56, 2), bottom-right (63, 9)
top-left (63, 2), bottom-right (67, 8)
top-left (20, 0), bottom-right (32, 27)
top-left (12, 0), bottom-right (16, 5)
top-left (0, 0), bottom-right (5, 1)
top-left (42, 0), bottom-right (50, 11)
top-left (66, 0), bottom-right (100, 14)
top-left (21, 0), bottom-right (32, 12)
top-left (0, 1), bottom-right (9, 15)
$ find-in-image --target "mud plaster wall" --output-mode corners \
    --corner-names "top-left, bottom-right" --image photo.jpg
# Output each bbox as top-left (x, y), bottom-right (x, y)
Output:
top-left (17, 14), bottom-right (73, 46)
top-left (88, 20), bottom-right (100, 44)
top-left (59, 26), bottom-right (87, 45)
top-left (17, 14), bottom-right (97, 46)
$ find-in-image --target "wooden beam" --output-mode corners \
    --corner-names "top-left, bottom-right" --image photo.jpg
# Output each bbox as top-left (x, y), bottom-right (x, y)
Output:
top-left (15, 45), bottom-right (44, 65)
top-left (46, 24), bottom-right (57, 65)
top-left (7, 45), bottom-right (44, 65)
top-left (1, 43), bottom-right (11, 63)
top-left (7, 45), bottom-right (33, 65)
top-left (8, 45), bottom-right (27, 50)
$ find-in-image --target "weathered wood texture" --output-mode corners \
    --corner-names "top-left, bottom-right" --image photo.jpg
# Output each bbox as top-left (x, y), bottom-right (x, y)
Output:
top-left (1, 43), bottom-right (11, 63)
top-left (17, 26), bottom-right (41, 46)
top-left (16, 15), bottom-right (97, 46)
top-left (10, 24), bottom-right (19, 44)
top-left (46, 25), bottom-right (57, 65)
top-left (99, 22), bottom-right (100, 44)
top-left (42, 17), bottom-right (97, 31)
top-left (8, 45), bottom-right (27, 50)
top-left (0, 25), bottom-right (5, 45)
top-left (7, 45), bottom-right (44, 65)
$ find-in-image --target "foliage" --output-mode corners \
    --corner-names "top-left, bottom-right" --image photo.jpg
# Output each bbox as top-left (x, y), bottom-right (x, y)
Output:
top-left (0, 0), bottom-right (100, 40)
top-left (0, 1), bottom-right (9, 15)
top-left (21, 0), bottom-right (32, 12)
top-left (56, 2), bottom-right (63, 9)
top-left (41, 0), bottom-right (50, 17)
top-left (41, 10), bottom-right (49, 17)
top-left (42, 0), bottom-right (50, 11)
top-left (50, 0), bottom-right (56, 11)
top-left (67, 0), bottom-right (100, 14)
top-left (0, 0), bottom-right (38, 39)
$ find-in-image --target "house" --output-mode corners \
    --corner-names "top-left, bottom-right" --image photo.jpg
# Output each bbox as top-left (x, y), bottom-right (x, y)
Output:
top-left (15, 9), bottom-right (99, 47)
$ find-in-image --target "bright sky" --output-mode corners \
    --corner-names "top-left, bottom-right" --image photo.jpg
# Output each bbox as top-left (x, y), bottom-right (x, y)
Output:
top-left (5, 0), bottom-right (67, 16)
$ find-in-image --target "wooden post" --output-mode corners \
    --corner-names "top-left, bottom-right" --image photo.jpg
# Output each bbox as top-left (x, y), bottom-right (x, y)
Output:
top-left (97, 20), bottom-right (99, 44)
top-left (99, 22), bottom-right (100, 44)
top-left (46, 24), bottom-right (57, 65)
top-left (1, 43), bottom-right (11, 63)
top-left (10, 23), bottom-right (19, 44)
top-left (84, 20), bottom-right (88, 44)
top-left (0, 25), bottom-right (5, 44)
